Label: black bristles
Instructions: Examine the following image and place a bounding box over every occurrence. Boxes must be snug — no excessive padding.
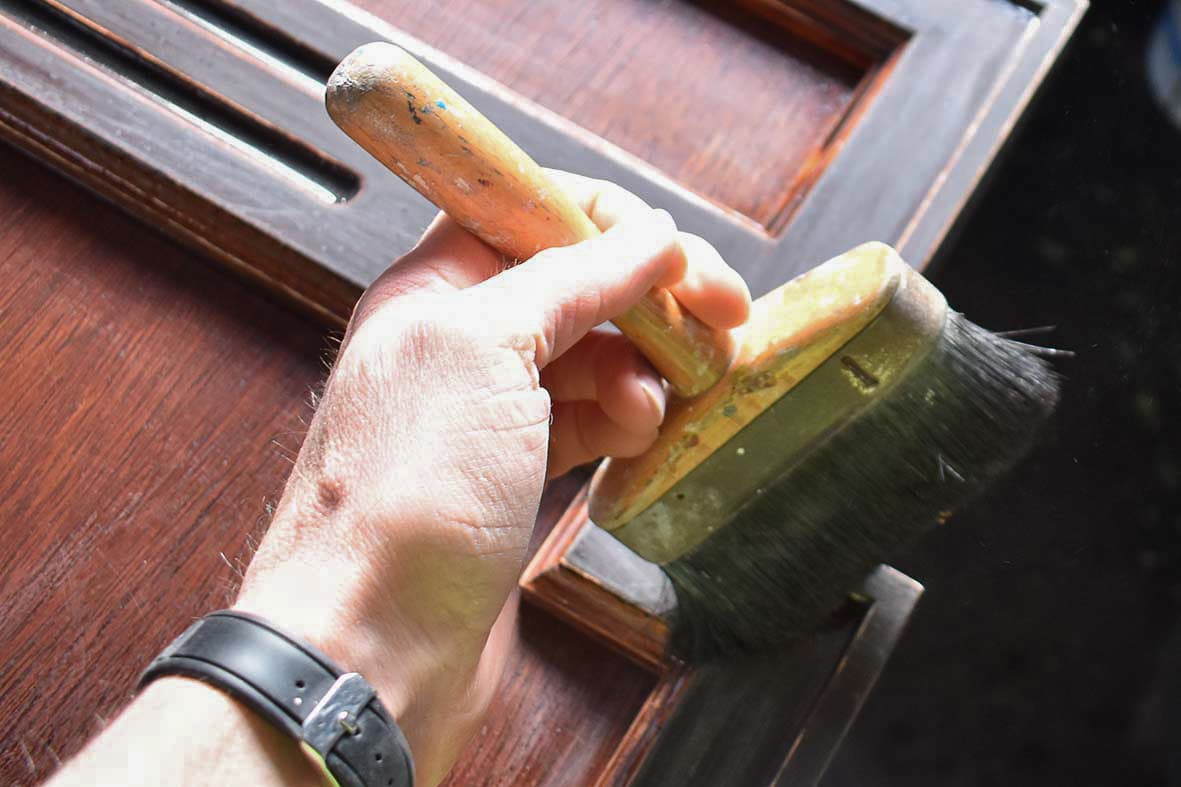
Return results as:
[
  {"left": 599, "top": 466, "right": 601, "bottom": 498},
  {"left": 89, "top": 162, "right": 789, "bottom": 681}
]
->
[{"left": 665, "top": 315, "right": 1061, "bottom": 659}]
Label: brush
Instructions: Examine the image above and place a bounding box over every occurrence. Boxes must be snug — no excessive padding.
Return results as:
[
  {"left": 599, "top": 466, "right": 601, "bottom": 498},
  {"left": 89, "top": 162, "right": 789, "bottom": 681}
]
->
[{"left": 324, "top": 43, "right": 1060, "bottom": 659}]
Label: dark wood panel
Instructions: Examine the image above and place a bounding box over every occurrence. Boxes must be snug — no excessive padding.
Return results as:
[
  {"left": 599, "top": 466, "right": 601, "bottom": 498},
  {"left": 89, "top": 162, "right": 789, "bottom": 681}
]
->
[
  {"left": 0, "top": 0, "right": 1086, "bottom": 320},
  {"left": 442, "top": 604, "right": 656, "bottom": 787},
  {"left": 0, "top": 148, "right": 655, "bottom": 786},
  {"left": 352, "top": 0, "right": 869, "bottom": 229},
  {"left": 0, "top": 0, "right": 1085, "bottom": 783},
  {"left": 0, "top": 145, "right": 328, "bottom": 784},
  {"left": 0, "top": 0, "right": 372, "bottom": 324},
  {"left": 521, "top": 491, "right": 673, "bottom": 672},
  {"left": 441, "top": 470, "right": 659, "bottom": 787}
]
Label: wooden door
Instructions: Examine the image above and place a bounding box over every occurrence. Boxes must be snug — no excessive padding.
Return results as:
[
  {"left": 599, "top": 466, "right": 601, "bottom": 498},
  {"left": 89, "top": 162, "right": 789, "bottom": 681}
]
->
[{"left": 0, "top": 1, "right": 1083, "bottom": 785}]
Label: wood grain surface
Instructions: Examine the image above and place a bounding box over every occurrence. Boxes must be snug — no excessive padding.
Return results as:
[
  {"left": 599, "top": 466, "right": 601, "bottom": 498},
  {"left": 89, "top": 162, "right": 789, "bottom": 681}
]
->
[
  {"left": 0, "top": 0, "right": 1086, "bottom": 315},
  {"left": 521, "top": 491, "right": 673, "bottom": 673},
  {"left": 0, "top": 145, "right": 328, "bottom": 785},
  {"left": 0, "top": 0, "right": 1085, "bottom": 783},
  {"left": 0, "top": 147, "right": 654, "bottom": 786},
  {"left": 350, "top": 0, "right": 865, "bottom": 229},
  {"left": 442, "top": 603, "right": 656, "bottom": 787}
]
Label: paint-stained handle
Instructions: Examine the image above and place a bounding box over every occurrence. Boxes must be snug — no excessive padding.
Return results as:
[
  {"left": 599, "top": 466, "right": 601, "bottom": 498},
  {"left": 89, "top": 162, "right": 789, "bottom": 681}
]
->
[{"left": 325, "top": 42, "right": 733, "bottom": 397}]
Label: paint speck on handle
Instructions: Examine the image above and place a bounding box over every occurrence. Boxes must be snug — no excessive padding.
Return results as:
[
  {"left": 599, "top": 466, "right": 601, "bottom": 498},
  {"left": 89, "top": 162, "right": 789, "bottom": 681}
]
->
[{"left": 436, "top": 100, "right": 447, "bottom": 110}]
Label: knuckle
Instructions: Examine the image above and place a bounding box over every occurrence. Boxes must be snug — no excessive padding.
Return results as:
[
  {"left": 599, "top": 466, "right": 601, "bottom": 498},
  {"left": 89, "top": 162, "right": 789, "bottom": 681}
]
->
[
  {"left": 524, "top": 245, "right": 571, "bottom": 268},
  {"left": 457, "top": 289, "right": 549, "bottom": 370},
  {"left": 335, "top": 301, "right": 440, "bottom": 388}
]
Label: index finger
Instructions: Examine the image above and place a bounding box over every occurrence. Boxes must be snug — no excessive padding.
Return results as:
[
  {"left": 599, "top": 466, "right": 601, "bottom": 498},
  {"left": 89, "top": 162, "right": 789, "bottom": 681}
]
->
[
  {"left": 545, "top": 169, "right": 751, "bottom": 329},
  {"left": 543, "top": 169, "right": 653, "bottom": 232}
]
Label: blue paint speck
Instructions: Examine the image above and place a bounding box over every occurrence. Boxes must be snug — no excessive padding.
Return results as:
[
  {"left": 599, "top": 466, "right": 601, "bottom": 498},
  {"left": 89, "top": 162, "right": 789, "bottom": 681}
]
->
[{"left": 435, "top": 100, "right": 447, "bottom": 110}]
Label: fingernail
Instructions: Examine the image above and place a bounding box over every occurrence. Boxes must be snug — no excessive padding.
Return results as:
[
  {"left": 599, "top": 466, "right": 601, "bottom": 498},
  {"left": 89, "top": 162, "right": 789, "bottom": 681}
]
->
[{"left": 639, "top": 376, "right": 666, "bottom": 422}]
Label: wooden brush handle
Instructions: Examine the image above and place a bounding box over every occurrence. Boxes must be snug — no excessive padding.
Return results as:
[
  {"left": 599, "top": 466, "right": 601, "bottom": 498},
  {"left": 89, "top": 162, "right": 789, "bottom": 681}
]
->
[{"left": 325, "top": 42, "right": 733, "bottom": 397}]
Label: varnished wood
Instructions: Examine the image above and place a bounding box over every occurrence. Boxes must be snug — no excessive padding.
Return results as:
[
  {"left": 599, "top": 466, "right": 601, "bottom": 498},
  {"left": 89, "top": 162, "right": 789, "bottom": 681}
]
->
[
  {"left": 440, "top": 603, "right": 657, "bottom": 787},
  {"left": 339, "top": 0, "right": 1085, "bottom": 278},
  {"left": 0, "top": 149, "right": 657, "bottom": 787},
  {"left": 0, "top": 146, "right": 328, "bottom": 783},
  {"left": 521, "top": 496, "right": 928, "bottom": 786},
  {"left": 520, "top": 491, "right": 672, "bottom": 672},
  {"left": 0, "top": 0, "right": 1083, "bottom": 784},
  {"left": 0, "top": 0, "right": 1086, "bottom": 316},
  {"left": 347, "top": 0, "right": 873, "bottom": 232},
  {"left": 595, "top": 669, "right": 692, "bottom": 787},
  {"left": 325, "top": 42, "right": 734, "bottom": 397},
  {"left": 0, "top": 0, "right": 367, "bottom": 325}
]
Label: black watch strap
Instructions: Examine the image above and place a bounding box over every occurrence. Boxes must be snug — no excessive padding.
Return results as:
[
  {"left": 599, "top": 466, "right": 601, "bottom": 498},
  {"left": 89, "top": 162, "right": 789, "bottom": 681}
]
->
[{"left": 140, "top": 610, "right": 414, "bottom": 787}]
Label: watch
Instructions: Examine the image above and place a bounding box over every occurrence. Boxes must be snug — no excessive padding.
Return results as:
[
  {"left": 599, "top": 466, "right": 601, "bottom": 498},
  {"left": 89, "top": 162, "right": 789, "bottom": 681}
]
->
[{"left": 139, "top": 610, "right": 414, "bottom": 787}]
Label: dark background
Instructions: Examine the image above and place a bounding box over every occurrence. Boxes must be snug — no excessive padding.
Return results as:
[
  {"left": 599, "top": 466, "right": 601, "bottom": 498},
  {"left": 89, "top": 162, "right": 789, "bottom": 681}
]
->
[{"left": 826, "top": 1, "right": 1179, "bottom": 785}]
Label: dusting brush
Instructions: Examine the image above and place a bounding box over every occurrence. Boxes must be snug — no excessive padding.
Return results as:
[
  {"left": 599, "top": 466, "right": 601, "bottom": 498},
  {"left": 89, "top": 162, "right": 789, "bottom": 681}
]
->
[{"left": 325, "top": 43, "right": 1061, "bottom": 659}]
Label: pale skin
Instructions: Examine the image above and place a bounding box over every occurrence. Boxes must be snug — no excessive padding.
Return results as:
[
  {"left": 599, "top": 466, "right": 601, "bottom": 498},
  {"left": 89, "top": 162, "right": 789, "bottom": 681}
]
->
[{"left": 46, "top": 173, "right": 750, "bottom": 787}]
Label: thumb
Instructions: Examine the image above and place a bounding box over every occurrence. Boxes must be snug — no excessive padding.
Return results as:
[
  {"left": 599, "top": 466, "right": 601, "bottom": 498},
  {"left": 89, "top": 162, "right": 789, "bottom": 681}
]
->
[{"left": 463, "top": 209, "right": 686, "bottom": 367}]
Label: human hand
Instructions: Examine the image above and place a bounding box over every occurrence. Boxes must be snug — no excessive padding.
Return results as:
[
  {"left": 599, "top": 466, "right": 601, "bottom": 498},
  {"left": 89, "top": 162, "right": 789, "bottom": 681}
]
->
[{"left": 234, "top": 172, "right": 749, "bottom": 784}]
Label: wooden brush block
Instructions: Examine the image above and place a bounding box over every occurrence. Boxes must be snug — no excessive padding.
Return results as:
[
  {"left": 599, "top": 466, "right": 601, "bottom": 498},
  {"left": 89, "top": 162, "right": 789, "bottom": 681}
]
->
[{"left": 587, "top": 242, "right": 910, "bottom": 548}]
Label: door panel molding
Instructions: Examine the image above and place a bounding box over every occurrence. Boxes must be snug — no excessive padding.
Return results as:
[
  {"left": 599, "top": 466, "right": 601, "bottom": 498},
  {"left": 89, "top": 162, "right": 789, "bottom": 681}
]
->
[{"left": 0, "top": 0, "right": 1085, "bottom": 315}]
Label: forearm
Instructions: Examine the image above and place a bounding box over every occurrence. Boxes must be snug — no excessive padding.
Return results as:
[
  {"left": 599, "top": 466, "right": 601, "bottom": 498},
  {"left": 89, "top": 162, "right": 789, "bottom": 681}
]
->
[
  {"left": 47, "top": 677, "right": 323, "bottom": 787},
  {"left": 42, "top": 492, "right": 499, "bottom": 787}
]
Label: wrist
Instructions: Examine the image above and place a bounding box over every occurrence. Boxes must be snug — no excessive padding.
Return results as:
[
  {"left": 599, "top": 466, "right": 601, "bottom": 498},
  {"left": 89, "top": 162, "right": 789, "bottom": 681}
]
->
[
  {"left": 232, "top": 543, "right": 479, "bottom": 784},
  {"left": 150, "top": 677, "right": 326, "bottom": 786},
  {"left": 237, "top": 474, "right": 520, "bottom": 785},
  {"left": 49, "top": 676, "right": 324, "bottom": 787},
  {"left": 231, "top": 560, "right": 424, "bottom": 722}
]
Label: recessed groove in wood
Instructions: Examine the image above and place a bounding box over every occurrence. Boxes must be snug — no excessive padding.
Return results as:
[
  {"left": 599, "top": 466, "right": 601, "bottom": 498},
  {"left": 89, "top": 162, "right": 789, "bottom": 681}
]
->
[
  {"left": 2, "top": 0, "right": 359, "bottom": 202},
  {"left": 0, "top": 0, "right": 1085, "bottom": 310},
  {"left": 1007, "top": 0, "right": 1045, "bottom": 14},
  {"left": 735, "top": 0, "right": 909, "bottom": 66},
  {"left": 162, "top": 0, "right": 339, "bottom": 86}
]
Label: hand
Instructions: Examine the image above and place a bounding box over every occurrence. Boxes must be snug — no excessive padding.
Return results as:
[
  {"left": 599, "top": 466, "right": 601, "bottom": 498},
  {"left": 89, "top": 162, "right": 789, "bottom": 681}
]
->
[{"left": 234, "top": 172, "right": 749, "bottom": 784}]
